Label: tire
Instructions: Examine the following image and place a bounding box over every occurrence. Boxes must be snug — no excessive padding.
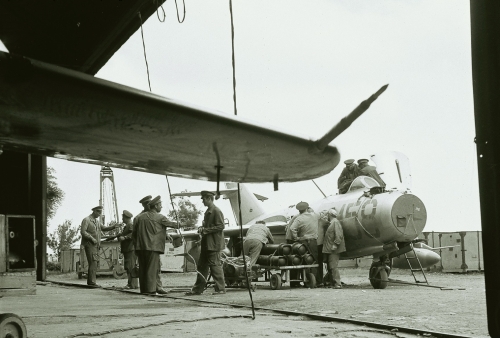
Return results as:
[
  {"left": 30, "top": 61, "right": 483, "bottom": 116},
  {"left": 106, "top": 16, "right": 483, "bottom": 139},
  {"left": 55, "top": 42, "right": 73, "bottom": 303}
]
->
[
  {"left": 369, "top": 266, "right": 389, "bottom": 289},
  {"left": 305, "top": 272, "right": 317, "bottom": 288},
  {"left": 270, "top": 273, "right": 282, "bottom": 290},
  {"left": 0, "top": 313, "right": 27, "bottom": 338},
  {"left": 76, "top": 262, "right": 83, "bottom": 279}
]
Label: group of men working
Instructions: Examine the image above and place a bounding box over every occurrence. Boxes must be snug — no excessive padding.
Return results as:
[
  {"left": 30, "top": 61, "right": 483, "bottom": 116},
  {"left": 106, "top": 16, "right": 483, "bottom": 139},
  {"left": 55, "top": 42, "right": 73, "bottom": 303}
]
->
[
  {"left": 80, "top": 190, "right": 227, "bottom": 296},
  {"left": 337, "top": 158, "right": 385, "bottom": 194},
  {"left": 282, "top": 201, "right": 345, "bottom": 288},
  {"left": 239, "top": 201, "right": 346, "bottom": 289}
]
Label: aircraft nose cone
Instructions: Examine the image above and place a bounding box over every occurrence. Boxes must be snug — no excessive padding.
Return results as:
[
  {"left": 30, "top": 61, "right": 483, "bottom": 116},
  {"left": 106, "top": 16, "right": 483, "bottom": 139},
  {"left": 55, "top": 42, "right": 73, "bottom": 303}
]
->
[{"left": 391, "top": 194, "right": 427, "bottom": 241}]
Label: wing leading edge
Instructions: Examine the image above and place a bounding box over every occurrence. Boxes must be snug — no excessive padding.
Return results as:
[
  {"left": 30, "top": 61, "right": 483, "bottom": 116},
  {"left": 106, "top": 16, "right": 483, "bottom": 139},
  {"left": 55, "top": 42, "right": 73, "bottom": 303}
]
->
[{"left": 0, "top": 52, "right": 340, "bottom": 183}]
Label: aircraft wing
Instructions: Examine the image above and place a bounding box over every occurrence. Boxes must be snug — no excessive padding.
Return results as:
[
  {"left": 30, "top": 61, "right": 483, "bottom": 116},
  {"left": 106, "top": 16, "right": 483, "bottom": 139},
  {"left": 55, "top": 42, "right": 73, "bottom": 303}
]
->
[
  {"left": 172, "top": 190, "right": 268, "bottom": 201},
  {"left": 0, "top": 52, "right": 340, "bottom": 183}
]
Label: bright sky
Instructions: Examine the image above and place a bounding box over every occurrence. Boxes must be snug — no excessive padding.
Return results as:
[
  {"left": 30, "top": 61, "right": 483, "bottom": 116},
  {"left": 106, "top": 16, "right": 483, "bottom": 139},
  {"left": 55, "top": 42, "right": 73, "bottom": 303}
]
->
[{"left": 43, "top": 0, "right": 478, "bottom": 235}]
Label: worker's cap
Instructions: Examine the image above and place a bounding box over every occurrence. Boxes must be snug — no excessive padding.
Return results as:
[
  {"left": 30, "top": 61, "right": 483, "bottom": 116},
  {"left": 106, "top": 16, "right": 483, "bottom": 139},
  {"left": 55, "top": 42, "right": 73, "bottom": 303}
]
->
[
  {"left": 357, "top": 159, "right": 369, "bottom": 164},
  {"left": 139, "top": 195, "right": 152, "bottom": 204},
  {"left": 296, "top": 201, "right": 309, "bottom": 211},
  {"left": 344, "top": 159, "right": 355, "bottom": 165},
  {"left": 92, "top": 206, "right": 103, "bottom": 211},
  {"left": 327, "top": 208, "right": 338, "bottom": 217},
  {"left": 148, "top": 195, "right": 162, "bottom": 206},
  {"left": 122, "top": 210, "right": 133, "bottom": 218},
  {"left": 200, "top": 190, "right": 215, "bottom": 198}
]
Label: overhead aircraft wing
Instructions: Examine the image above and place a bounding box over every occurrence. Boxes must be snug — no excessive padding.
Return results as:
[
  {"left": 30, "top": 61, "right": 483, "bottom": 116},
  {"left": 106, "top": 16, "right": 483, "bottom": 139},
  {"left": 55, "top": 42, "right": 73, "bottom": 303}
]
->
[{"left": 0, "top": 52, "right": 340, "bottom": 183}]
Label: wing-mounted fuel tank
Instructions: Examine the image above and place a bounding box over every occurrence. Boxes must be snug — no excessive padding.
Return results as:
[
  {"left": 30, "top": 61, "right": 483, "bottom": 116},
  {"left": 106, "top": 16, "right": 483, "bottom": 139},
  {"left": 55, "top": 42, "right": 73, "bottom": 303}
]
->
[{"left": 315, "top": 175, "right": 427, "bottom": 259}]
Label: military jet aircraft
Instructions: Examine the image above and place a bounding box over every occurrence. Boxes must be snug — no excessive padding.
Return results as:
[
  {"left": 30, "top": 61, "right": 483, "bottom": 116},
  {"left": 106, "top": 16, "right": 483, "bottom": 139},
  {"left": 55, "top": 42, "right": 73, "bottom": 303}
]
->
[{"left": 173, "top": 152, "right": 435, "bottom": 289}]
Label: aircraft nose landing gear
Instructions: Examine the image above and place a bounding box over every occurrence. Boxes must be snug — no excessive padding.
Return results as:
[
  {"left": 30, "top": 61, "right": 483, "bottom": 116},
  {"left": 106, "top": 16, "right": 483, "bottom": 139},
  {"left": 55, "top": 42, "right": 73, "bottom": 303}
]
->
[
  {"left": 0, "top": 313, "right": 27, "bottom": 338},
  {"left": 369, "top": 255, "right": 391, "bottom": 289}
]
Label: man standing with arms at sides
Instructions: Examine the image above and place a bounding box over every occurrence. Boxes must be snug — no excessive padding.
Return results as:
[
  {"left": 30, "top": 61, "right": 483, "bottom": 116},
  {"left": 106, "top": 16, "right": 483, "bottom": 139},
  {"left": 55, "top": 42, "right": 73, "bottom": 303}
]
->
[
  {"left": 186, "top": 191, "right": 226, "bottom": 296},
  {"left": 132, "top": 196, "right": 177, "bottom": 294},
  {"left": 115, "top": 210, "right": 138, "bottom": 289},
  {"left": 243, "top": 220, "right": 274, "bottom": 269},
  {"left": 135, "top": 195, "right": 168, "bottom": 294},
  {"left": 316, "top": 210, "right": 331, "bottom": 287},
  {"left": 80, "top": 206, "right": 117, "bottom": 287},
  {"left": 337, "top": 159, "right": 361, "bottom": 194},
  {"left": 357, "top": 159, "right": 386, "bottom": 188},
  {"left": 322, "top": 208, "right": 346, "bottom": 289}
]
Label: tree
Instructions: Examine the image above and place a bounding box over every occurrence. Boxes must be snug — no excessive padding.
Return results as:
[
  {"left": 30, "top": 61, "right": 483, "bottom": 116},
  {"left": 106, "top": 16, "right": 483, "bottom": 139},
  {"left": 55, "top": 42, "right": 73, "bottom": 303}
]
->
[
  {"left": 47, "top": 166, "right": 65, "bottom": 221},
  {"left": 47, "top": 220, "right": 81, "bottom": 261},
  {"left": 168, "top": 195, "right": 203, "bottom": 231}
]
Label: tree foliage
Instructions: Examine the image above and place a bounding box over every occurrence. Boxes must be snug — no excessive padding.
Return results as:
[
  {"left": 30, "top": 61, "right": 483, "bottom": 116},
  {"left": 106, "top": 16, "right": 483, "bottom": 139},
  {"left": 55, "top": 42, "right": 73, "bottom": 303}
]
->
[
  {"left": 168, "top": 195, "right": 203, "bottom": 231},
  {"left": 47, "top": 166, "right": 65, "bottom": 221},
  {"left": 47, "top": 220, "right": 81, "bottom": 261}
]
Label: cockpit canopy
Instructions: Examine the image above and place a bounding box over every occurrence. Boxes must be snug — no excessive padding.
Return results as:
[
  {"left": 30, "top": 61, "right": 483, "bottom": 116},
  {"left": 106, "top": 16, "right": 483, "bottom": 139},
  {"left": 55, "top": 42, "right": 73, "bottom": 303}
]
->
[{"left": 347, "top": 176, "right": 380, "bottom": 193}]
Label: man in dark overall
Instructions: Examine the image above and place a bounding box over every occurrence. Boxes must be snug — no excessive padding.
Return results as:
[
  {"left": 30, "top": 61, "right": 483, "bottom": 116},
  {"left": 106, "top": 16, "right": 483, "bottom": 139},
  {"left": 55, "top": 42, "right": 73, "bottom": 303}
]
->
[
  {"left": 185, "top": 191, "right": 226, "bottom": 295},
  {"left": 116, "top": 210, "right": 138, "bottom": 289},
  {"left": 80, "top": 206, "right": 117, "bottom": 286},
  {"left": 132, "top": 196, "right": 177, "bottom": 294},
  {"left": 337, "top": 159, "right": 361, "bottom": 194},
  {"left": 357, "top": 158, "right": 386, "bottom": 187}
]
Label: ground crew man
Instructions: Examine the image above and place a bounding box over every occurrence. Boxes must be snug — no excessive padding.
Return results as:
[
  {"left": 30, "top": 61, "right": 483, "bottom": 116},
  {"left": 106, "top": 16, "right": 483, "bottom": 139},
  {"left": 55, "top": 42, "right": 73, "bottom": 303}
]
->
[
  {"left": 243, "top": 220, "right": 274, "bottom": 269},
  {"left": 288, "top": 202, "right": 319, "bottom": 286},
  {"left": 135, "top": 195, "right": 169, "bottom": 294},
  {"left": 80, "top": 206, "right": 117, "bottom": 286},
  {"left": 322, "top": 208, "right": 346, "bottom": 289},
  {"left": 186, "top": 191, "right": 226, "bottom": 296},
  {"left": 132, "top": 195, "right": 177, "bottom": 294},
  {"left": 116, "top": 210, "right": 138, "bottom": 289},
  {"left": 317, "top": 210, "right": 331, "bottom": 286},
  {"left": 337, "top": 159, "right": 361, "bottom": 194},
  {"left": 357, "top": 159, "right": 386, "bottom": 187}
]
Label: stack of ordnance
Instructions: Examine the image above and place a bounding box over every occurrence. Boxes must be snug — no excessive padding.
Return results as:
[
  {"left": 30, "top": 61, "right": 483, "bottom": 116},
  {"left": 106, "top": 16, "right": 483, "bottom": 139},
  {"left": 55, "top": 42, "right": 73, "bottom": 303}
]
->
[{"left": 256, "top": 243, "right": 315, "bottom": 267}]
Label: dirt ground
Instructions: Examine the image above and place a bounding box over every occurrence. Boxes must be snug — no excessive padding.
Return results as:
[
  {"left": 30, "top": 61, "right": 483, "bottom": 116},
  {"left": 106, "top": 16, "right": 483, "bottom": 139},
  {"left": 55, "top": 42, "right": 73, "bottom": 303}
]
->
[{"left": 43, "top": 267, "right": 489, "bottom": 337}]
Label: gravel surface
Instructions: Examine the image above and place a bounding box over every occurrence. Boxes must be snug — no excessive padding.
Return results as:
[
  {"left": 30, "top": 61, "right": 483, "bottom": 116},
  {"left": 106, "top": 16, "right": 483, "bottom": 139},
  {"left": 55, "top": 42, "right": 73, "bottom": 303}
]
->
[{"left": 46, "top": 268, "right": 489, "bottom": 337}]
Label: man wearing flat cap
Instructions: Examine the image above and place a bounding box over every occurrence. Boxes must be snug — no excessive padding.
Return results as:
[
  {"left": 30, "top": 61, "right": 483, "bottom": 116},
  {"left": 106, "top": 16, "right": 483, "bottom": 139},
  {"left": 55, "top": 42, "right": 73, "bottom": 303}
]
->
[
  {"left": 132, "top": 195, "right": 178, "bottom": 294},
  {"left": 322, "top": 208, "right": 346, "bottom": 289},
  {"left": 357, "top": 159, "right": 386, "bottom": 187},
  {"left": 115, "top": 210, "right": 138, "bottom": 289},
  {"left": 186, "top": 190, "right": 226, "bottom": 295},
  {"left": 286, "top": 201, "right": 319, "bottom": 286},
  {"left": 80, "top": 205, "right": 117, "bottom": 286},
  {"left": 134, "top": 194, "right": 168, "bottom": 294},
  {"left": 337, "top": 159, "right": 361, "bottom": 194}
]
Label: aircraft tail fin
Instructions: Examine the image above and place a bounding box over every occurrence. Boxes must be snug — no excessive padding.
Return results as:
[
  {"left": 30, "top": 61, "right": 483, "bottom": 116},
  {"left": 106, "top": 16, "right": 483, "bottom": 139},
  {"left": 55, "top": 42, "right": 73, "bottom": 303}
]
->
[{"left": 223, "top": 183, "right": 267, "bottom": 225}]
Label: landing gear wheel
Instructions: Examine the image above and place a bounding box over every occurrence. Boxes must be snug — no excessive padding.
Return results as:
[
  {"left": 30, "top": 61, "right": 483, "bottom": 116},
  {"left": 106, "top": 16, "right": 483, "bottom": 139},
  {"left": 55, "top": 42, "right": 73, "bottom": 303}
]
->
[
  {"left": 369, "top": 265, "right": 389, "bottom": 289},
  {"left": 0, "top": 313, "right": 27, "bottom": 338},
  {"left": 270, "top": 274, "right": 282, "bottom": 290},
  {"left": 112, "top": 266, "right": 127, "bottom": 279},
  {"left": 305, "top": 273, "right": 317, "bottom": 288},
  {"left": 76, "top": 262, "right": 83, "bottom": 279}
]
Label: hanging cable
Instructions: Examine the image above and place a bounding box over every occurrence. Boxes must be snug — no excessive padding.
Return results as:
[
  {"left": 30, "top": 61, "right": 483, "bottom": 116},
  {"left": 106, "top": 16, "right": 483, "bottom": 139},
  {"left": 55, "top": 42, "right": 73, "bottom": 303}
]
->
[
  {"left": 155, "top": 0, "right": 166, "bottom": 22},
  {"left": 138, "top": 12, "right": 152, "bottom": 92},
  {"left": 229, "top": 0, "right": 255, "bottom": 319},
  {"left": 175, "top": 0, "right": 186, "bottom": 23},
  {"left": 165, "top": 175, "right": 207, "bottom": 284}
]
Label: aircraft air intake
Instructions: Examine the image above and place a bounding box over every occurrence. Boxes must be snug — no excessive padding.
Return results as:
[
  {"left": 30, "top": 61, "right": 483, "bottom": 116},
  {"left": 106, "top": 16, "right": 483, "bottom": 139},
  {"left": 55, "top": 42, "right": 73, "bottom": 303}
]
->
[{"left": 390, "top": 194, "right": 427, "bottom": 242}]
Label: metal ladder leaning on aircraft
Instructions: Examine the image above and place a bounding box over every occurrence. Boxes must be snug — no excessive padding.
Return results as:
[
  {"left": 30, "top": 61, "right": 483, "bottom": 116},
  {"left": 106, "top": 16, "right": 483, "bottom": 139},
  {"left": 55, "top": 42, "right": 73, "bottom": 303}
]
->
[{"left": 404, "top": 243, "right": 429, "bottom": 285}]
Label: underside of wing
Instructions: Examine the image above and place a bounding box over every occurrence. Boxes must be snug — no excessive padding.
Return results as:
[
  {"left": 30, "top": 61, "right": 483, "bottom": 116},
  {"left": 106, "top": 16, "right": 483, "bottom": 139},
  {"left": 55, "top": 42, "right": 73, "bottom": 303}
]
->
[{"left": 0, "top": 52, "right": 340, "bottom": 183}]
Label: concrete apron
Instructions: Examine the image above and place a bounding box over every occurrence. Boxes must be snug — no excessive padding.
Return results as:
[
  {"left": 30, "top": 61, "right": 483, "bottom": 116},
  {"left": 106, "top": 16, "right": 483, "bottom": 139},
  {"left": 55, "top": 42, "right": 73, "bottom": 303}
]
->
[{"left": 2, "top": 283, "right": 444, "bottom": 338}]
